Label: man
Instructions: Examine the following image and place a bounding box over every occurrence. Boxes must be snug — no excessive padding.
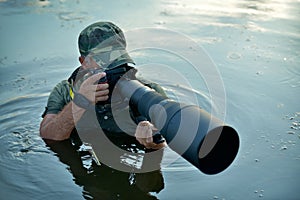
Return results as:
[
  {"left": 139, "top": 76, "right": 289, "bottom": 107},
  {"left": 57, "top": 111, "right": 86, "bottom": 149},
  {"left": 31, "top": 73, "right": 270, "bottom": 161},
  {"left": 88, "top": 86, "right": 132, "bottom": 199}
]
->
[
  {"left": 40, "top": 21, "right": 167, "bottom": 199},
  {"left": 40, "top": 21, "right": 166, "bottom": 149}
]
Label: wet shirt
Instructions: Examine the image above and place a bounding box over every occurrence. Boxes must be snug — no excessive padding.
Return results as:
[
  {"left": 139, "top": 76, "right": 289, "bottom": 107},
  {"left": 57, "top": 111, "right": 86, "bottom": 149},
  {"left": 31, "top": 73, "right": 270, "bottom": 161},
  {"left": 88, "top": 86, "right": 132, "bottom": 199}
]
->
[{"left": 42, "top": 80, "right": 72, "bottom": 116}]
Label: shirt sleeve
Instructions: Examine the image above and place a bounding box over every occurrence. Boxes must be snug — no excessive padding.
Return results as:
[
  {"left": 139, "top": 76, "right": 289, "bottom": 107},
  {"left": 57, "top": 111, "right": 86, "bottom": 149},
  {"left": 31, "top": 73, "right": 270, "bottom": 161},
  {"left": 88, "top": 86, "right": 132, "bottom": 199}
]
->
[{"left": 42, "top": 80, "right": 71, "bottom": 117}]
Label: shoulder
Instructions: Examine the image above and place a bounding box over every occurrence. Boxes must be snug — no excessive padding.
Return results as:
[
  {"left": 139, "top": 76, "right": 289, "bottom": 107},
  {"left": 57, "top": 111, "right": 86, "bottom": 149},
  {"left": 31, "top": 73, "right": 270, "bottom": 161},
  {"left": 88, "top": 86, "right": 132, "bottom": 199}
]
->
[
  {"left": 50, "top": 80, "right": 71, "bottom": 99},
  {"left": 45, "top": 80, "right": 72, "bottom": 115},
  {"left": 53, "top": 80, "right": 71, "bottom": 92}
]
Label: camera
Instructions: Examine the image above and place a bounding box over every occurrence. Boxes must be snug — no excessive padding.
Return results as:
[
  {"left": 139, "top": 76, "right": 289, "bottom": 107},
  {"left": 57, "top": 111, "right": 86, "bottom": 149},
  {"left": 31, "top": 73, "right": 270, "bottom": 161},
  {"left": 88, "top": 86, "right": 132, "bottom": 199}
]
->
[{"left": 97, "top": 64, "right": 135, "bottom": 105}]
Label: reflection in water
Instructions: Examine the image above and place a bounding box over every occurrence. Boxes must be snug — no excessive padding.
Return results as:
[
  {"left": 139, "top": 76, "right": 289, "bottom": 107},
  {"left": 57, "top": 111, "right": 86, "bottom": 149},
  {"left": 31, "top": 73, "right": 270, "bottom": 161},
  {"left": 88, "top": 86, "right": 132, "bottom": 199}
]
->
[{"left": 44, "top": 136, "right": 165, "bottom": 200}]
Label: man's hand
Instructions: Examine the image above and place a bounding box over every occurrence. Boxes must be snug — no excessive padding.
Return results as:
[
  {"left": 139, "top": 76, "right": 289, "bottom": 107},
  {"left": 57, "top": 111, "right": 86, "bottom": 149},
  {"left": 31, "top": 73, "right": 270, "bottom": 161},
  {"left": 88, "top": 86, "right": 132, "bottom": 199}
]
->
[
  {"left": 78, "top": 72, "right": 109, "bottom": 104},
  {"left": 135, "top": 121, "right": 167, "bottom": 150}
]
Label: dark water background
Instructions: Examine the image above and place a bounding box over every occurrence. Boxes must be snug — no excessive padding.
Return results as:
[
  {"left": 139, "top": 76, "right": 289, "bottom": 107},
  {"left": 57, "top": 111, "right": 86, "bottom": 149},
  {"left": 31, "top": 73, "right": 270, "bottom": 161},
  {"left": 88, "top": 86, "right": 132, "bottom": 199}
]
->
[{"left": 0, "top": 0, "right": 299, "bottom": 199}]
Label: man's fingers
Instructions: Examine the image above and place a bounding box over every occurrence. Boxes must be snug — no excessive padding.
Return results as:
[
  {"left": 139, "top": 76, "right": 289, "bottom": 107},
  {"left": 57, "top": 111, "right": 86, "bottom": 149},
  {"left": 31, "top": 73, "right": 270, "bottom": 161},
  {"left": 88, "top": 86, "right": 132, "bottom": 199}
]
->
[
  {"left": 136, "top": 138, "right": 152, "bottom": 148},
  {"left": 151, "top": 142, "right": 167, "bottom": 150},
  {"left": 95, "top": 89, "right": 109, "bottom": 97},
  {"left": 144, "top": 142, "right": 161, "bottom": 149},
  {"left": 96, "top": 83, "right": 109, "bottom": 91},
  {"left": 135, "top": 121, "right": 153, "bottom": 138},
  {"left": 85, "top": 72, "right": 106, "bottom": 85},
  {"left": 151, "top": 126, "right": 158, "bottom": 132},
  {"left": 135, "top": 120, "right": 166, "bottom": 149},
  {"left": 95, "top": 95, "right": 109, "bottom": 102},
  {"left": 136, "top": 136, "right": 166, "bottom": 149},
  {"left": 146, "top": 136, "right": 153, "bottom": 143}
]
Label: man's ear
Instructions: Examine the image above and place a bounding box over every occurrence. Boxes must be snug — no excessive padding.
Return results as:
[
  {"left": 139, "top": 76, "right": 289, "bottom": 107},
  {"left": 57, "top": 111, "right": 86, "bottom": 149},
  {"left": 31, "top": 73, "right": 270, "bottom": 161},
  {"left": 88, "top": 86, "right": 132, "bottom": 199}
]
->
[{"left": 79, "top": 56, "right": 85, "bottom": 64}]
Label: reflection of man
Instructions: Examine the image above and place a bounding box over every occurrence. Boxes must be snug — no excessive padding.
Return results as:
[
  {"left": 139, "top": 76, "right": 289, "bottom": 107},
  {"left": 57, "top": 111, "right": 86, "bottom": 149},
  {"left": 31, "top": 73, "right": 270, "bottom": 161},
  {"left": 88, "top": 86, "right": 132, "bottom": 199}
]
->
[{"left": 39, "top": 21, "right": 167, "bottom": 198}]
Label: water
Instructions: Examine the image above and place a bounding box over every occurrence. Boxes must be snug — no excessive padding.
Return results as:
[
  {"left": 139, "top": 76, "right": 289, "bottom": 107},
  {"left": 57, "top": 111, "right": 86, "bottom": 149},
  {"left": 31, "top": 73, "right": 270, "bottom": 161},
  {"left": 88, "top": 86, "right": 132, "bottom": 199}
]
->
[{"left": 0, "top": 0, "right": 299, "bottom": 199}]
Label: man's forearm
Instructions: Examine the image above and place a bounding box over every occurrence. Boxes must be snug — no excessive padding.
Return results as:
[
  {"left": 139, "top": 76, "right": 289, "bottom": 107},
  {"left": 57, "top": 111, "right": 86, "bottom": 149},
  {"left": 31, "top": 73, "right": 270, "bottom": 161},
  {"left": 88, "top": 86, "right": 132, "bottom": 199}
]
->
[{"left": 40, "top": 102, "right": 86, "bottom": 140}]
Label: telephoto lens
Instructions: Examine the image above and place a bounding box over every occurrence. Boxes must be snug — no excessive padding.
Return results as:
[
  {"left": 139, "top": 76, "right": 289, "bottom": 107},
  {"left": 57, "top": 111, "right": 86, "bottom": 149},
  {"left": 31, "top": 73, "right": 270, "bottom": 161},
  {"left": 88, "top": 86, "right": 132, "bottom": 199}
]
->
[{"left": 116, "top": 77, "right": 240, "bottom": 175}]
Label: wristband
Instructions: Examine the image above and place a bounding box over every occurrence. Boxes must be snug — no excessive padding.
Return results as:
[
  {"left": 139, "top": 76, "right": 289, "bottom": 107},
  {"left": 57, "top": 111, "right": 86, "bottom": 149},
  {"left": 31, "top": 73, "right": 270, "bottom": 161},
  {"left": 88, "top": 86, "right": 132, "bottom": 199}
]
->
[{"left": 73, "top": 92, "right": 94, "bottom": 110}]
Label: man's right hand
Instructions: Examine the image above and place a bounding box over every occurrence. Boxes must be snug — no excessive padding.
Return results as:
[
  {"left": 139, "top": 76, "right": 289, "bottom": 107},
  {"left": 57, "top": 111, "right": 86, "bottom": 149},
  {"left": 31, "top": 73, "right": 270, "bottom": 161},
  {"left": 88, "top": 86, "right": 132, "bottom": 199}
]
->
[{"left": 78, "top": 72, "right": 109, "bottom": 104}]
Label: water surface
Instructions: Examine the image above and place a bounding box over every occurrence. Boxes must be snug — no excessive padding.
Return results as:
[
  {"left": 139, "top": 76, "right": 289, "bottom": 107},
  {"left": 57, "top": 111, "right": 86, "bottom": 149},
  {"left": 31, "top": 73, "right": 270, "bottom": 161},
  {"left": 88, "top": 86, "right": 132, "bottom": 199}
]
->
[{"left": 0, "top": 0, "right": 299, "bottom": 199}]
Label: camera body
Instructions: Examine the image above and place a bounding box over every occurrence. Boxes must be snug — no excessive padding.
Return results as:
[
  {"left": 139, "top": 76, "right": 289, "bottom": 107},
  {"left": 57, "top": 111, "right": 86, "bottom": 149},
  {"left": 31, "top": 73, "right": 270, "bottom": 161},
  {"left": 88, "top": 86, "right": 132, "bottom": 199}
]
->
[{"left": 97, "top": 65, "right": 134, "bottom": 105}]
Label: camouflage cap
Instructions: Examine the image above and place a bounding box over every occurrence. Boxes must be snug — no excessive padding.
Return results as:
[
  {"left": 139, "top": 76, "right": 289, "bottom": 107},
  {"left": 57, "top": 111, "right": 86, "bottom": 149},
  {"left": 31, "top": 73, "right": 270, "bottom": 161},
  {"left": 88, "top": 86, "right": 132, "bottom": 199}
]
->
[{"left": 78, "top": 21, "right": 134, "bottom": 69}]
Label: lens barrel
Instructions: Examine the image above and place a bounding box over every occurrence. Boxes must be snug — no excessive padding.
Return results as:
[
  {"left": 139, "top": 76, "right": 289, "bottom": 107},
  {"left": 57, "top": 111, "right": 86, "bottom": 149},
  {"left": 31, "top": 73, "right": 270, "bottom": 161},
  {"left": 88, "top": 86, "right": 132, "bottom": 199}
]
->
[{"left": 117, "top": 78, "right": 239, "bottom": 174}]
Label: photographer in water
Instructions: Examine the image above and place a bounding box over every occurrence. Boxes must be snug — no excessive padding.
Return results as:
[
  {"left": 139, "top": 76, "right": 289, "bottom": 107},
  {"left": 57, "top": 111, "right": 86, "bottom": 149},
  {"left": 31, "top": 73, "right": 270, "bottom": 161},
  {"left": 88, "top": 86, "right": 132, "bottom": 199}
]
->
[
  {"left": 40, "top": 21, "right": 166, "bottom": 199},
  {"left": 40, "top": 21, "right": 166, "bottom": 149}
]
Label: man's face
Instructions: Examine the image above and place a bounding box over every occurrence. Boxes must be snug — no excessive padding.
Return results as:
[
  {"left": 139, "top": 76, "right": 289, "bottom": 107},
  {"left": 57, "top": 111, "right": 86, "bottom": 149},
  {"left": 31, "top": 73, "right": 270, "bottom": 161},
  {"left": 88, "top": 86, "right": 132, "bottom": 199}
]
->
[{"left": 82, "top": 56, "right": 102, "bottom": 70}]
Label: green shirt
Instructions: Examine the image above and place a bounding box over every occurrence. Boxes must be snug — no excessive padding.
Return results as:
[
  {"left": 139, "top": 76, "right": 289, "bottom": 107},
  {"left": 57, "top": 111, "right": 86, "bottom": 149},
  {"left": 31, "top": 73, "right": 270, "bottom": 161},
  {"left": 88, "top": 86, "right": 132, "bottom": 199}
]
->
[
  {"left": 44, "top": 80, "right": 72, "bottom": 115},
  {"left": 42, "top": 76, "right": 167, "bottom": 146}
]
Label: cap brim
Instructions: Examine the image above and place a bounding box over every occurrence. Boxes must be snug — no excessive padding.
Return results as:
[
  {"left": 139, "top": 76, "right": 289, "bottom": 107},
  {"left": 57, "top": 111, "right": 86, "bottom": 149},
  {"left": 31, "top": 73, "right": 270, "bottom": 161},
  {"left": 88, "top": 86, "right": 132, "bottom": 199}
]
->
[{"left": 90, "top": 48, "right": 135, "bottom": 70}]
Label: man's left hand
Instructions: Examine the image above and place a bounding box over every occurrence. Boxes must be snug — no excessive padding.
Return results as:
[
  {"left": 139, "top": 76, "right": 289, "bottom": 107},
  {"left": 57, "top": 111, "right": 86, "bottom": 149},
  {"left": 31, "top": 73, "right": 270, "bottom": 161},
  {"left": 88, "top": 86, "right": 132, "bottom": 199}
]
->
[{"left": 135, "top": 121, "right": 167, "bottom": 150}]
